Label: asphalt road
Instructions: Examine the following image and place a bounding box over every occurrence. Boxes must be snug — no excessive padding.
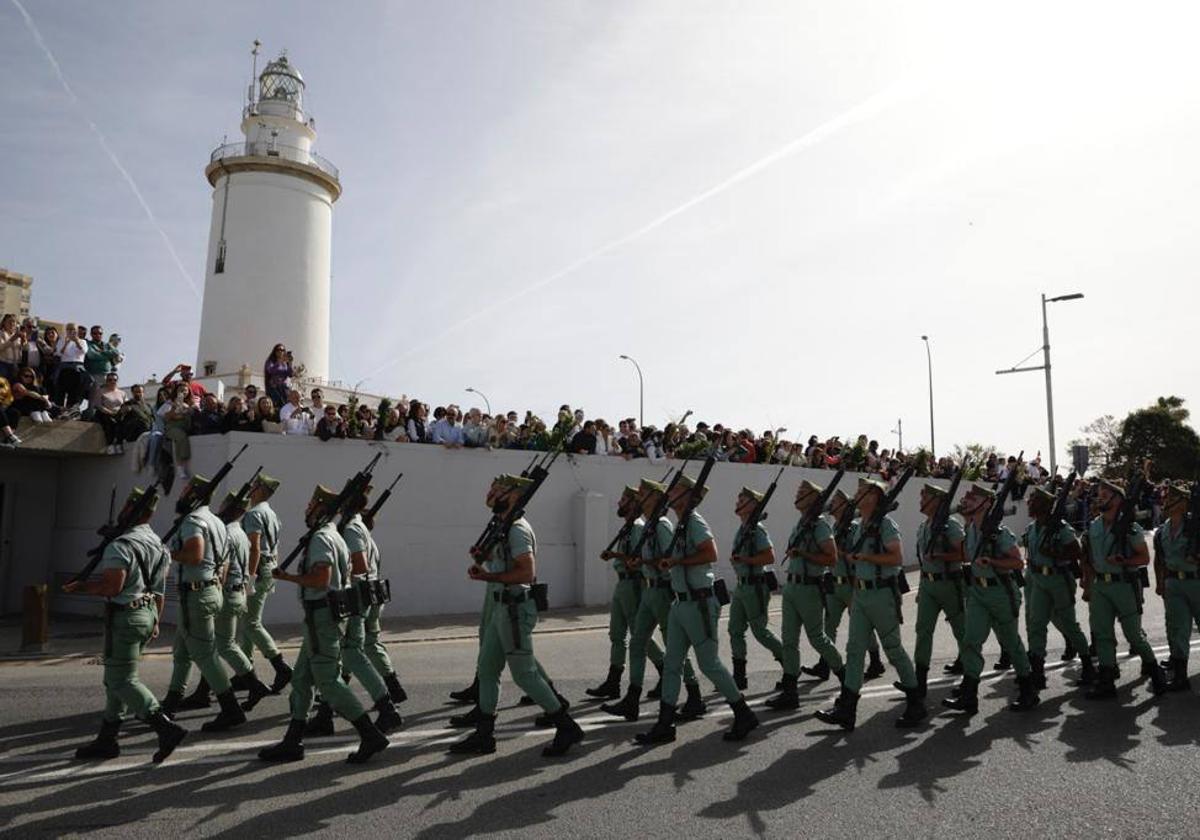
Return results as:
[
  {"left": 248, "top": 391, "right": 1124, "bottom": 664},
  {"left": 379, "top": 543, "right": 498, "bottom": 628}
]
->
[{"left": 0, "top": 595, "right": 1197, "bottom": 840}]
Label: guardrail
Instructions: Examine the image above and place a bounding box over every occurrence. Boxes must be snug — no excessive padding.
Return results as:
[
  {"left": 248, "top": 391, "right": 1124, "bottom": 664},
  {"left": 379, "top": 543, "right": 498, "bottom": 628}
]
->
[{"left": 209, "top": 141, "right": 339, "bottom": 181}]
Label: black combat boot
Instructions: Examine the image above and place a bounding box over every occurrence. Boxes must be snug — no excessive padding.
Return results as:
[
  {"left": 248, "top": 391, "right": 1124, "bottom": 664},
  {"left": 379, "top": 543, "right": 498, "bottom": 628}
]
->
[
  {"left": 675, "top": 682, "right": 707, "bottom": 722},
  {"left": 732, "top": 658, "right": 748, "bottom": 691},
  {"left": 1061, "top": 640, "right": 1077, "bottom": 662},
  {"left": 600, "top": 684, "right": 642, "bottom": 721},
  {"left": 1166, "top": 658, "right": 1191, "bottom": 692},
  {"left": 75, "top": 719, "right": 121, "bottom": 760},
  {"left": 1008, "top": 674, "right": 1040, "bottom": 711},
  {"left": 347, "top": 714, "right": 389, "bottom": 764},
  {"left": 450, "top": 704, "right": 482, "bottom": 729},
  {"left": 634, "top": 702, "right": 676, "bottom": 745},
  {"left": 178, "top": 678, "right": 212, "bottom": 711},
  {"left": 258, "top": 719, "right": 305, "bottom": 763},
  {"left": 764, "top": 673, "right": 799, "bottom": 711},
  {"left": 146, "top": 710, "right": 187, "bottom": 764},
  {"left": 268, "top": 654, "right": 293, "bottom": 694},
  {"left": 801, "top": 657, "right": 830, "bottom": 682},
  {"left": 895, "top": 686, "right": 928, "bottom": 729},
  {"left": 1148, "top": 661, "right": 1170, "bottom": 695},
  {"left": 542, "top": 708, "right": 584, "bottom": 757},
  {"left": 993, "top": 649, "right": 1012, "bottom": 671},
  {"left": 448, "top": 713, "right": 496, "bottom": 755},
  {"left": 201, "top": 689, "right": 247, "bottom": 733},
  {"left": 304, "top": 699, "right": 336, "bottom": 736},
  {"left": 239, "top": 671, "right": 273, "bottom": 712},
  {"left": 814, "top": 687, "right": 859, "bottom": 731},
  {"left": 1076, "top": 654, "right": 1097, "bottom": 686},
  {"left": 1029, "top": 653, "right": 1047, "bottom": 691},
  {"left": 1084, "top": 665, "right": 1118, "bottom": 699},
  {"left": 941, "top": 675, "right": 979, "bottom": 714},
  {"left": 159, "top": 689, "right": 184, "bottom": 718},
  {"left": 895, "top": 666, "right": 929, "bottom": 700},
  {"left": 374, "top": 696, "right": 403, "bottom": 733},
  {"left": 943, "top": 656, "right": 964, "bottom": 675},
  {"left": 449, "top": 674, "right": 479, "bottom": 705},
  {"left": 586, "top": 665, "right": 624, "bottom": 699},
  {"left": 384, "top": 671, "right": 408, "bottom": 704},
  {"left": 229, "top": 672, "right": 251, "bottom": 692},
  {"left": 724, "top": 698, "right": 759, "bottom": 741},
  {"left": 864, "top": 649, "right": 886, "bottom": 681},
  {"left": 535, "top": 691, "right": 572, "bottom": 728}
]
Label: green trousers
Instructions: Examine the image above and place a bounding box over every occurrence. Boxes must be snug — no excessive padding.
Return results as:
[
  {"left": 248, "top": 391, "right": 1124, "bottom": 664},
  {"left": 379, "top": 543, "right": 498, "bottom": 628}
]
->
[
  {"left": 343, "top": 613, "right": 388, "bottom": 703},
  {"left": 913, "top": 577, "right": 966, "bottom": 668},
  {"left": 961, "top": 580, "right": 1030, "bottom": 680},
  {"left": 1025, "top": 570, "right": 1089, "bottom": 659},
  {"left": 1089, "top": 579, "right": 1157, "bottom": 669},
  {"left": 728, "top": 582, "right": 784, "bottom": 661},
  {"left": 214, "top": 589, "right": 255, "bottom": 676},
  {"left": 607, "top": 579, "right": 643, "bottom": 667},
  {"left": 169, "top": 585, "right": 232, "bottom": 694},
  {"left": 661, "top": 597, "right": 740, "bottom": 706},
  {"left": 290, "top": 603, "right": 366, "bottom": 722},
  {"left": 1165, "top": 577, "right": 1200, "bottom": 661},
  {"left": 626, "top": 586, "right": 679, "bottom": 688},
  {"left": 239, "top": 567, "right": 280, "bottom": 661},
  {"left": 362, "top": 602, "right": 396, "bottom": 678},
  {"left": 826, "top": 582, "right": 879, "bottom": 656},
  {"left": 845, "top": 587, "right": 916, "bottom": 692},
  {"left": 102, "top": 604, "right": 160, "bottom": 722},
  {"left": 780, "top": 582, "right": 844, "bottom": 678},
  {"left": 477, "top": 596, "right": 562, "bottom": 716}
]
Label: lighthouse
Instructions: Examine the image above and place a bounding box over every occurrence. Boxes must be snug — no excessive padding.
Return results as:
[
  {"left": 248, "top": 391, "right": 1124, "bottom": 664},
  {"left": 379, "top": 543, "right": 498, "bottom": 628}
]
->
[{"left": 195, "top": 49, "right": 340, "bottom": 387}]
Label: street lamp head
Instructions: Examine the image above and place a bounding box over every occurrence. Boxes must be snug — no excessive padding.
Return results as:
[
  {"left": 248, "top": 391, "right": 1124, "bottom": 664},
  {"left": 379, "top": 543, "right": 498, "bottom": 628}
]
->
[
  {"left": 921, "top": 335, "right": 929, "bottom": 341},
  {"left": 1049, "top": 293, "right": 1084, "bottom": 303},
  {"left": 465, "top": 387, "right": 475, "bottom": 393},
  {"left": 619, "top": 354, "right": 630, "bottom": 360}
]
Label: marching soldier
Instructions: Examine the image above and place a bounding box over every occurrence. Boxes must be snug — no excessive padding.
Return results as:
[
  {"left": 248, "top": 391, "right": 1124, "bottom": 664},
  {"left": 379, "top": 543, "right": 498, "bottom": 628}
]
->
[
  {"left": 1081, "top": 479, "right": 1168, "bottom": 698},
  {"left": 239, "top": 474, "right": 293, "bottom": 694},
  {"left": 727, "top": 486, "right": 785, "bottom": 691},
  {"left": 941, "top": 484, "right": 1039, "bottom": 714},
  {"left": 910, "top": 483, "right": 967, "bottom": 698},
  {"left": 767, "top": 480, "right": 846, "bottom": 711},
  {"left": 1155, "top": 482, "right": 1200, "bottom": 691},
  {"left": 450, "top": 474, "right": 584, "bottom": 757},
  {"left": 588, "top": 486, "right": 647, "bottom": 700},
  {"left": 1022, "top": 487, "right": 1095, "bottom": 688},
  {"left": 635, "top": 474, "right": 758, "bottom": 745},
  {"left": 809, "top": 489, "right": 886, "bottom": 683},
  {"left": 159, "top": 476, "right": 247, "bottom": 733},
  {"left": 601, "top": 479, "right": 700, "bottom": 722},
  {"left": 816, "top": 479, "right": 925, "bottom": 730},
  {"left": 64, "top": 488, "right": 187, "bottom": 763},
  {"left": 213, "top": 492, "right": 274, "bottom": 711},
  {"left": 260, "top": 485, "right": 390, "bottom": 764}
]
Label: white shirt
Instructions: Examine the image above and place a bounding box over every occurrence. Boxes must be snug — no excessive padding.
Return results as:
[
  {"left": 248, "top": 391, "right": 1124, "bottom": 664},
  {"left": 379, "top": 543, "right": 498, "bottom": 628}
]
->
[
  {"left": 283, "top": 411, "right": 314, "bottom": 435},
  {"left": 279, "top": 402, "right": 299, "bottom": 423},
  {"left": 59, "top": 337, "right": 87, "bottom": 364}
]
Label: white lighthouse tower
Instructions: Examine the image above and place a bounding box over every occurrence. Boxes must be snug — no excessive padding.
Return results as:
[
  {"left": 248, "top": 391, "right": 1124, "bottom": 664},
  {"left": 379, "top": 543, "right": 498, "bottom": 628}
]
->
[{"left": 195, "top": 48, "right": 340, "bottom": 387}]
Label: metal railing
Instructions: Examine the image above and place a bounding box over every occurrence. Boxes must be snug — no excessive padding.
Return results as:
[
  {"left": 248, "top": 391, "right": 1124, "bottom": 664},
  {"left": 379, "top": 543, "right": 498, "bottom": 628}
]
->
[{"left": 209, "top": 141, "right": 339, "bottom": 181}]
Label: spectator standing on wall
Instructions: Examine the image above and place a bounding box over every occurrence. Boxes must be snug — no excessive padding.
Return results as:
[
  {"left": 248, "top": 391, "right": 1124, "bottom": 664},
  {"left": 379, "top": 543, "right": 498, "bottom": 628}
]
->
[
  {"left": 56, "top": 323, "right": 89, "bottom": 408},
  {"left": 263, "top": 344, "right": 294, "bottom": 408},
  {"left": 33, "top": 325, "right": 60, "bottom": 403},
  {"left": 84, "top": 325, "right": 121, "bottom": 389}
]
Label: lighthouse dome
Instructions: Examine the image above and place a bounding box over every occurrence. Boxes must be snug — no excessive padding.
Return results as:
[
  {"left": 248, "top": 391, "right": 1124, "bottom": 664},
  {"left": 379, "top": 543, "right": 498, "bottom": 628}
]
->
[{"left": 257, "top": 53, "right": 305, "bottom": 119}]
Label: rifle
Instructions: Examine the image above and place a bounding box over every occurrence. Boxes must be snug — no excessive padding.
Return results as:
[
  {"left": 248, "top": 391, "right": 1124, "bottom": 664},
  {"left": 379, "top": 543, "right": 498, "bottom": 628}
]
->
[
  {"left": 471, "top": 453, "right": 545, "bottom": 557},
  {"left": 360, "top": 472, "right": 404, "bottom": 530},
  {"left": 602, "top": 467, "right": 674, "bottom": 559},
  {"left": 223, "top": 466, "right": 264, "bottom": 518},
  {"left": 471, "top": 446, "right": 564, "bottom": 561},
  {"left": 1038, "top": 471, "right": 1078, "bottom": 574},
  {"left": 970, "top": 451, "right": 1024, "bottom": 616},
  {"left": 732, "top": 466, "right": 787, "bottom": 558},
  {"left": 279, "top": 452, "right": 384, "bottom": 572},
  {"left": 161, "top": 443, "right": 249, "bottom": 544},
  {"left": 628, "top": 463, "right": 689, "bottom": 561},
  {"left": 922, "top": 460, "right": 967, "bottom": 568},
  {"left": 67, "top": 483, "right": 162, "bottom": 585},
  {"left": 785, "top": 468, "right": 846, "bottom": 555},
  {"left": 850, "top": 466, "right": 915, "bottom": 554}
]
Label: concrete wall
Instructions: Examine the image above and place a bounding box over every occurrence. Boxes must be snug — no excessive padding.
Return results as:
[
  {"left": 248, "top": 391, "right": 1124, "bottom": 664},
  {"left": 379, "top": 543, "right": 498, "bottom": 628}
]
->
[{"left": 31, "top": 432, "right": 1032, "bottom": 625}]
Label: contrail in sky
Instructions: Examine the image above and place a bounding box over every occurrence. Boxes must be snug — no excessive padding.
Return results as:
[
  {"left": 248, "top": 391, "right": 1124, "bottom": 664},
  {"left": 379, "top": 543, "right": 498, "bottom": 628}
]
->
[
  {"left": 366, "top": 77, "right": 922, "bottom": 381},
  {"left": 12, "top": 0, "right": 201, "bottom": 299}
]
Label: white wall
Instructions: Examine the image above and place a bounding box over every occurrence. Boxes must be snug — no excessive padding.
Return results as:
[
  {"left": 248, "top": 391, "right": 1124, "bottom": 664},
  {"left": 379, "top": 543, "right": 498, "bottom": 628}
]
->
[{"left": 45, "top": 433, "right": 1032, "bottom": 626}]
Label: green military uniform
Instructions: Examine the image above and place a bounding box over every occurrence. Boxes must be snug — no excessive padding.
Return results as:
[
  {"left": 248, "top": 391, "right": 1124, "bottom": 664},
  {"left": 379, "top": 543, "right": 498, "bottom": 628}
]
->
[
  {"left": 913, "top": 511, "right": 967, "bottom": 671},
  {"left": 607, "top": 516, "right": 647, "bottom": 670},
  {"left": 1157, "top": 504, "right": 1200, "bottom": 684},
  {"left": 959, "top": 519, "right": 1031, "bottom": 681},
  {"left": 239, "top": 498, "right": 282, "bottom": 662},
  {"left": 214, "top": 517, "right": 257, "bottom": 678},
  {"left": 728, "top": 518, "right": 784, "bottom": 665},
  {"left": 824, "top": 511, "right": 881, "bottom": 660},
  {"left": 1085, "top": 515, "right": 1160, "bottom": 677},
  {"left": 780, "top": 513, "right": 844, "bottom": 680},
  {"left": 98, "top": 523, "right": 169, "bottom": 723},
  {"left": 1023, "top": 513, "right": 1090, "bottom": 671},
  {"left": 168, "top": 503, "right": 234, "bottom": 697},
  {"left": 341, "top": 513, "right": 390, "bottom": 705}
]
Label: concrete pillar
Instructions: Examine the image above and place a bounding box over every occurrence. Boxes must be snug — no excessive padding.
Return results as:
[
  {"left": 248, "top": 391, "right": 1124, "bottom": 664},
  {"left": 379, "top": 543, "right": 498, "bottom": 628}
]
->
[{"left": 572, "top": 490, "right": 610, "bottom": 607}]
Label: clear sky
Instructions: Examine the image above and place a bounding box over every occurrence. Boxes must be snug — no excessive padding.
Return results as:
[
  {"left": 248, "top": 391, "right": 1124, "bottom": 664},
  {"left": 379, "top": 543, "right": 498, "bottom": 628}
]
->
[{"left": 2, "top": 1, "right": 1197, "bottom": 465}]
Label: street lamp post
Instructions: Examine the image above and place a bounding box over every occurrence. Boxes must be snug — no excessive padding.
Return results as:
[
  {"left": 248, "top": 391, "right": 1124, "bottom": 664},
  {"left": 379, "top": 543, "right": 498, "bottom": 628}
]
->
[
  {"left": 995, "top": 292, "right": 1084, "bottom": 475},
  {"left": 921, "top": 336, "right": 935, "bottom": 456},
  {"left": 618, "top": 354, "right": 644, "bottom": 429},
  {"left": 464, "top": 386, "right": 491, "bottom": 415}
]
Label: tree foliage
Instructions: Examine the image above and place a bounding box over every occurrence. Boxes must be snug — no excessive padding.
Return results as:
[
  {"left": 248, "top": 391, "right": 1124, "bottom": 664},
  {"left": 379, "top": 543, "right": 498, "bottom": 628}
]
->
[{"left": 1109, "top": 395, "right": 1200, "bottom": 480}]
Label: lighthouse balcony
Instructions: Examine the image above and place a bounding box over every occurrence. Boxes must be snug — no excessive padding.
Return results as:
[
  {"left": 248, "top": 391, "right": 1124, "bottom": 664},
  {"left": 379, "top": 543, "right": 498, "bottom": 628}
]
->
[
  {"left": 206, "top": 140, "right": 341, "bottom": 199},
  {"left": 209, "top": 141, "right": 339, "bottom": 180}
]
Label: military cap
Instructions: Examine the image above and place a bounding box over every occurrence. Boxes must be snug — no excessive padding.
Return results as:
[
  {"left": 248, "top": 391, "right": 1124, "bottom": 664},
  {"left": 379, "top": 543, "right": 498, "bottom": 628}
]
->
[
  {"left": 1098, "top": 479, "right": 1126, "bottom": 498},
  {"left": 857, "top": 477, "right": 888, "bottom": 497},
  {"left": 674, "top": 474, "right": 709, "bottom": 497},
  {"left": 966, "top": 483, "right": 996, "bottom": 501},
  {"left": 310, "top": 484, "right": 341, "bottom": 508},
  {"left": 639, "top": 478, "right": 667, "bottom": 495},
  {"left": 796, "top": 479, "right": 823, "bottom": 497},
  {"left": 831, "top": 488, "right": 849, "bottom": 502},
  {"left": 621, "top": 485, "right": 640, "bottom": 499},
  {"left": 186, "top": 474, "right": 213, "bottom": 497},
  {"left": 253, "top": 474, "right": 281, "bottom": 495},
  {"left": 123, "top": 486, "right": 158, "bottom": 513},
  {"left": 1028, "top": 486, "right": 1055, "bottom": 505},
  {"left": 920, "top": 482, "right": 948, "bottom": 498},
  {"left": 738, "top": 486, "right": 765, "bottom": 503},
  {"left": 493, "top": 474, "right": 533, "bottom": 491}
]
